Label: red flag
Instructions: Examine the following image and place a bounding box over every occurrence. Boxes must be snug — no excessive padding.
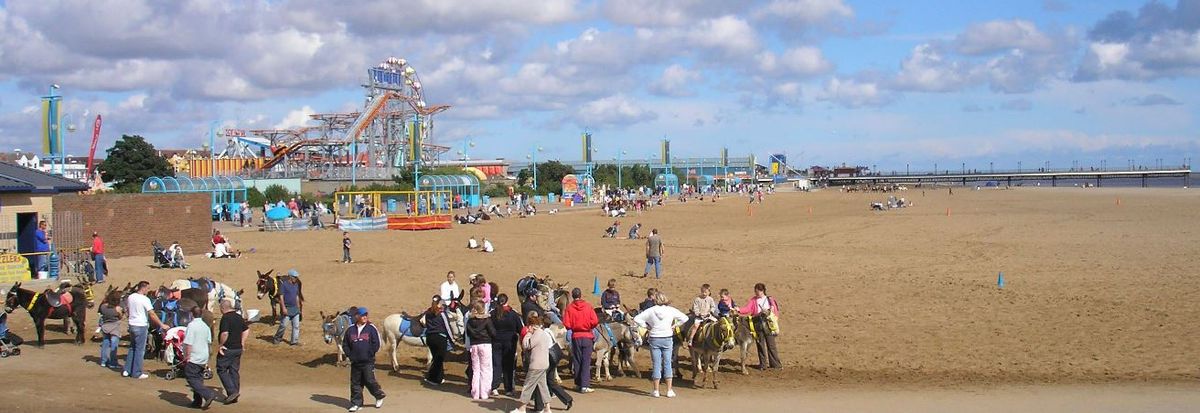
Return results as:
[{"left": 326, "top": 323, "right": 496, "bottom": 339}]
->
[{"left": 86, "top": 115, "right": 102, "bottom": 183}]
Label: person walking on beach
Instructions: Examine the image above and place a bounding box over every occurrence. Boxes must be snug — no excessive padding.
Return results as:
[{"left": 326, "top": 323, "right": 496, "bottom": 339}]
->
[
  {"left": 511, "top": 313, "right": 552, "bottom": 413},
  {"left": 342, "top": 232, "right": 353, "bottom": 263},
  {"left": 273, "top": 271, "right": 303, "bottom": 346},
  {"left": 467, "top": 301, "right": 497, "bottom": 400},
  {"left": 217, "top": 300, "right": 248, "bottom": 404},
  {"left": 124, "top": 281, "right": 164, "bottom": 379},
  {"left": 739, "top": 283, "right": 782, "bottom": 370},
  {"left": 562, "top": 287, "right": 598, "bottom": 393},
  {"left": 90, "top": 231, "right": 106, "bottom": 283},
  {"left": 642, "top": 229, "right": 664, "bottom": 278},
  {"left": 97, "top": 289, "right": 123, "bottom": 370},
  {"left": 342, "top": 307, "right": 385, "bottom": 412},
  {"left": 420, "top": 296, "right": 451, "bottom": 385},
  {"left": 491, "top": 294, "right": 522, "bottom": 397},
  {"left": 633, "top": 291, "right": 688, "bottom": 398},
  {"left": 182, "top": 305, "right": 216, "bottom": 409}
]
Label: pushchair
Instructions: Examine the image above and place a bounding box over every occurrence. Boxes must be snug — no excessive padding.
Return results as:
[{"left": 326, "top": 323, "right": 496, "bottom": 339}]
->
[
  {"left": 152, "top": 241, "right": 186, "bottom": 268},
  {"left": 160, "top": 326, "right": 213, "bottom": 380},
  {"left": 0, "top": 313, "right": 22, "bottom": 358}
]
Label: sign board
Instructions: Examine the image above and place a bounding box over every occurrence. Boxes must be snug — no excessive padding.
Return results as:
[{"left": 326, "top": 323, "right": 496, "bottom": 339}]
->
[
  {"left": 562, "top": 174, "right": 579, "bottom": 194},
  {"left": 0, "top": 253, "right": 31, "bottom": 284}
]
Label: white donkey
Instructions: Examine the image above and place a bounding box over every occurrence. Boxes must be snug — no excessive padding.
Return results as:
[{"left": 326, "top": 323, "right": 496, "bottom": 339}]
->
[
  {"left": 169, "top": 278, "right": 243, "bottom": 315},
  {"left": 380, "top": 310, "right": 466, "bottom": 372}
]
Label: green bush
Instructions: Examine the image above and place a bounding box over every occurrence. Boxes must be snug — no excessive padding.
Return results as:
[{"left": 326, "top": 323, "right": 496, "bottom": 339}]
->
[
  {"left": 483, "top": 184, "right": 510, "bottom": 198},
  {"left": 246, "top": 187, "right": 264, "bottom": 207},
  {"left": 263, "top": 184, "right": 291, "bottom": 203}
]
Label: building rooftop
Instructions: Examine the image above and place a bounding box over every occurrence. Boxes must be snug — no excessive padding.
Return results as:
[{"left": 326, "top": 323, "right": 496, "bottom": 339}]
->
[{"left": 0, "top": 162, "right": 90, "bottom": 194}]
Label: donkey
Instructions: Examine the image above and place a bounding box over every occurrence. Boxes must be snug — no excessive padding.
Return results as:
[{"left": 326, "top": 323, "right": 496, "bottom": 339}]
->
[
  {"left": 320, "top": 309, "right": 355, "bottom": 366},
  {"left": 170, "top": 278, "right": 244, "bottom": 316},
  {"left": 255, "top": 270, "right": 303, "bottom": 325},
  {"left": 729, "top": 313, "right": 756, "bottom": 375},
  {"left": 592, "top": 307, "right": 644, "bottom": 382},
  {"left": 675, "top": 315, "right": 737, "bottom": 388},
  {"left": 4, "top": 282, "right": 87, "bottom": 346},
  {"left": 380, "top": 309, "right": 466, "bottom": 372}
]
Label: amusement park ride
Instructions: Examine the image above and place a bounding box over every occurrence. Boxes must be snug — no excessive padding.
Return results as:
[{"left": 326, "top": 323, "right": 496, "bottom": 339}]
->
[{"left": 208, "top": 57, "right": 451, "bottom": 179}]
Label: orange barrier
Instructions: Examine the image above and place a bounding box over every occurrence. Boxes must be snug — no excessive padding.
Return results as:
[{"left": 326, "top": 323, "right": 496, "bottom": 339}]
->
[
  {"left": 387, "top": 214, "right": 453, "bottom": 230},
  {"left": 188, "top": 158, "right": 264, "bottom": 177}
]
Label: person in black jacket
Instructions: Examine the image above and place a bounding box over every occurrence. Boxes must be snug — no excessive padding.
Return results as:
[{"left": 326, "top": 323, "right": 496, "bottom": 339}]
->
[
  {"left": 466, "top": 301, "right": 498, "bottom": 400},
  {"left": 341, "top": 307, "right": 385, "bottom": 412},
  {"left": 420, "top": 296, "right": 449, "bottom": 385},
  {"left": 490, "top": 294, "right": 523, "bottom": 396}
]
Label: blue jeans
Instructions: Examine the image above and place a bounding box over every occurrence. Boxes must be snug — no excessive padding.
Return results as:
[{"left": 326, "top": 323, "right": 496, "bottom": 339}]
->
[
  {"left": 648, "top": 337, "right": 673, "bottom": 380},
  {"left": 100, "top": 331, "right": 120, "bottom": 368},
  {"left": 275, "top": 313, "right": 300, "bottom": 344},
  {"left": 644, "top": 256, "right": 663, "bottom": 278},
  {"left": 125, "top": 325, "right": 148, "bottom": 377},
  {"left": 94, "top": 254, "right": 106, "bottom": 283}
]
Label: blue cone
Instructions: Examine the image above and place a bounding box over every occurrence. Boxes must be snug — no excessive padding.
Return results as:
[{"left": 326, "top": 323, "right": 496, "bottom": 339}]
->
[
  {"left": 997, "top": 271, "right": 1005, "bottom": 289},
  {"left": 593, "top": 276, "right": 601, "bottom": 296}
]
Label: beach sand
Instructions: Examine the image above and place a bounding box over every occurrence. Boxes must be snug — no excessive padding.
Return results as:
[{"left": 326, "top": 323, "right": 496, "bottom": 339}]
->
[{"left": 2, "top": 186, "right": 1198, "bottom": 411}]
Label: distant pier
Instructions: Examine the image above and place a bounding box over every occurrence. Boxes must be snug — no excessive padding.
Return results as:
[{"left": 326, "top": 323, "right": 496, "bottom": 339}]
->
[{"left": 825, "top": 168, "right": 1192, "bottom": 188}]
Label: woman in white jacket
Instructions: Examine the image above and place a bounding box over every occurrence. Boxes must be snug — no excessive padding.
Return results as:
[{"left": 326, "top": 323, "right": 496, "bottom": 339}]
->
[{"left": 633, "top": 292, "right": 688, "bottom": 398}]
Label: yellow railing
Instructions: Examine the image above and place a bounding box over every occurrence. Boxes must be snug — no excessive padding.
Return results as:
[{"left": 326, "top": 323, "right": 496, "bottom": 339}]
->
[{"left": 333, "top": 190, "right": 454, "bottom": 219}]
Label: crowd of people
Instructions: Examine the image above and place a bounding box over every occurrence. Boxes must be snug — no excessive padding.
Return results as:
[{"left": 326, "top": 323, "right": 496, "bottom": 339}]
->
[{"left": 6, "top": 183, "right": 784, "bottom": 412}]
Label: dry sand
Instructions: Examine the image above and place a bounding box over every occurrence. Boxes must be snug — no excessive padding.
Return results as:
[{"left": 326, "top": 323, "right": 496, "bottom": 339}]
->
[{"left": 2, "top": 186, "right": 1199, "bottom": 411}]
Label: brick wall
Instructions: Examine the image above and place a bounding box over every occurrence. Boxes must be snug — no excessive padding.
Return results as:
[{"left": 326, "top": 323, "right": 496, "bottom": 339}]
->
[{"left": 52, "top": 193, "right": 212, "bottom": 259}]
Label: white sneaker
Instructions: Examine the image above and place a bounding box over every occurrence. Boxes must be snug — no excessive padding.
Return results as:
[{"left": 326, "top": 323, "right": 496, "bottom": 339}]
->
[
  {"left": 651, "top": 390, "right": 660, "bottom": 398},
  {"left": 666, "top": 390, "right": 676, "bottom": 398},
  {"left": 580, "top": 387, "right": 594, "bottom": 393},
  {"left": 509, "top": 409, "right": 523, "bottom": 413},
  {"left": 374, "top": 397, "right": 384, "bottom": 408},
  {"left": 491, "top": 389, "right": 500, "bottom": 397},
  {"left": 121, "top": 370, "right": 129, "bottom": 377},
  {"left": 348, "top": 406, "right": 360, "bottom": 412},
  {"left": 137, "top": 374, "right": 150, "bottom": 379}
]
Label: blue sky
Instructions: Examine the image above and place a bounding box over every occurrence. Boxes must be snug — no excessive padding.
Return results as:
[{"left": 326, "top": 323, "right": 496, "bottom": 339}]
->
[{"left": 0, "top": 0, "right": 1197, "bottom": 172}]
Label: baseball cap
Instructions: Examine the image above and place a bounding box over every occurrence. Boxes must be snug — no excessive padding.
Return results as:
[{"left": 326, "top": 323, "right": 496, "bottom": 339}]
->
[
  {"left": 288, "top": 269, "right": 299, "bottom": 277},
  {"left": 357, "top": 307, "right": 368, "bottom": 316}
]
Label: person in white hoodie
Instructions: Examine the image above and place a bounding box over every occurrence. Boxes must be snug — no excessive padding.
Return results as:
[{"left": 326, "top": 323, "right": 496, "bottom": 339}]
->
[{"left": 633, "top": 292, "right": 688, "bottom": 398}]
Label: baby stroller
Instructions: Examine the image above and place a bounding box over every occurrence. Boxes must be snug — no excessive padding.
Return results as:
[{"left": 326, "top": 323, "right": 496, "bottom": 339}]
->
[
  {"left": 161, "top": 326, "right": 213, "bottom": 380},
  {"left": 152, "top": 241, "right": 186, "bottom": 268},
  {"left": 0, "top": 313, "right": 23, "bottom": 358}
]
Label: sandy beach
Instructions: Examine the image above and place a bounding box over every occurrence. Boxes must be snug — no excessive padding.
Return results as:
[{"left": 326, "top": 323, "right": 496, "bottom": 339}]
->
[{"left": 2, "top": 187, "right": 1198, "bottom": 411}]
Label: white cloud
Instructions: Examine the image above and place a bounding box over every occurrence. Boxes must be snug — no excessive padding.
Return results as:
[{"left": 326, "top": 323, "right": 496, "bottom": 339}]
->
[
  {"left": 891, "top": 44, "right": 974, "bottom": 92},
  {"left": 649, "top": 64, "right": 702, "bottom": 97},
  {"left": 955, "top": 19, "right": 1057, "bottom": 55},
  {"left": 818, "top": 77, "right": 890, "bottom": 107},
  {"left": 602, "top": 0, "right": 746, "bottom": 27},
  {"left": 275, "top": 106, "right": 316, "bottom": 129},
  {"left": 756, "top": 46, "right": 833, "bottom": 77},
  {"left": 754, "top": 0, "right": 854, "bottom": 24},
  {"left": 569, "top": 94, "right": 658, "bottom": 128}
]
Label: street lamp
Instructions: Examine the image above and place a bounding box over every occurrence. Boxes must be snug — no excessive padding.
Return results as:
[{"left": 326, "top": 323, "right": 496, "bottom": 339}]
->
[
  {"left": 525, "top": 145, "right": 544, "bottom": 190},
  {"left": 458, "top": 139, "right": 475, "bottom": 168}
]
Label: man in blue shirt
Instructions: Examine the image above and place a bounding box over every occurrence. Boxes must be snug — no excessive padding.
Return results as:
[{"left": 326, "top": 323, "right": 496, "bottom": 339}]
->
[
  {"left": 273, "top": 269, "right": 303, "bottom": 346},
  {"left": 34, "top": 221, "right": 50, "bottom": 273}
]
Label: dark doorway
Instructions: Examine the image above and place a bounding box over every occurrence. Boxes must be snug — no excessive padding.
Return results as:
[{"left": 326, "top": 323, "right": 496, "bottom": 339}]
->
[{"left": 16, "top": 212, "right": 38, "bottom": 277}]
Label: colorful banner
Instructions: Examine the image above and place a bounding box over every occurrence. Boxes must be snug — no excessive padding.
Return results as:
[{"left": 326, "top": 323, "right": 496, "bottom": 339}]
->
[
  {"left": 0, "top": 253, "right": 31, "bottom": 283},
  {"left": 86, "top": 115, "right": 102, "bottom": 180},
  {"left": 387, "top": 214, "right": 452, "bottom": 230}
]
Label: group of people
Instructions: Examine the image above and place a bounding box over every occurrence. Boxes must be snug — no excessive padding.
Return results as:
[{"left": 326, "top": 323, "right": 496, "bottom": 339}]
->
[
  {"left": 95, "top": 281, "right": 249, "bottom": 409},
  {"left": 208, "top": 230, "right": 241, "bottom": 259},
  {"left": 467, "top": 236, "right": 496, "bottom": 253}
]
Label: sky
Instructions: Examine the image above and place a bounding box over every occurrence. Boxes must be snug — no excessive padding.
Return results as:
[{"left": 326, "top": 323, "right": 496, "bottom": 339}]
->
[{"left": 0, "top": 0, "right": 1198, "bottom": 173}]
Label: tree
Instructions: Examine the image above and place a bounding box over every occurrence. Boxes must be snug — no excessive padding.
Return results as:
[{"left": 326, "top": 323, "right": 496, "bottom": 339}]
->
[
  {"left": 263, "top": 184, "right": 291, "bottom": 204},
  {"left": 99, "top": 134, "right": 173, "bottom": 191}
]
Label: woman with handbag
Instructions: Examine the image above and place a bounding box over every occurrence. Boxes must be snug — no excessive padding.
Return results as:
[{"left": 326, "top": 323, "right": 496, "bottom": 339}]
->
[{"left": 738, "top": 283, "right": 782, "bottom": 370}]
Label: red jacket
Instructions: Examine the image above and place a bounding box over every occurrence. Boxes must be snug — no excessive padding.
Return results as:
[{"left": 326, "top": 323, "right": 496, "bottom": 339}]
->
[{"left": 562, "top": 299, "right": 598, "bottom": 339}]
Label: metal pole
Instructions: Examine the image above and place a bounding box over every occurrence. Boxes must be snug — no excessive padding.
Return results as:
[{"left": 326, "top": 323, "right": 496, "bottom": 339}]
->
[
  {"left": 617, "top": 150, "right": 623, "bottom": 188},
  {"left": 209, "top": 121, "right": 218, "bottom": 178}
]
